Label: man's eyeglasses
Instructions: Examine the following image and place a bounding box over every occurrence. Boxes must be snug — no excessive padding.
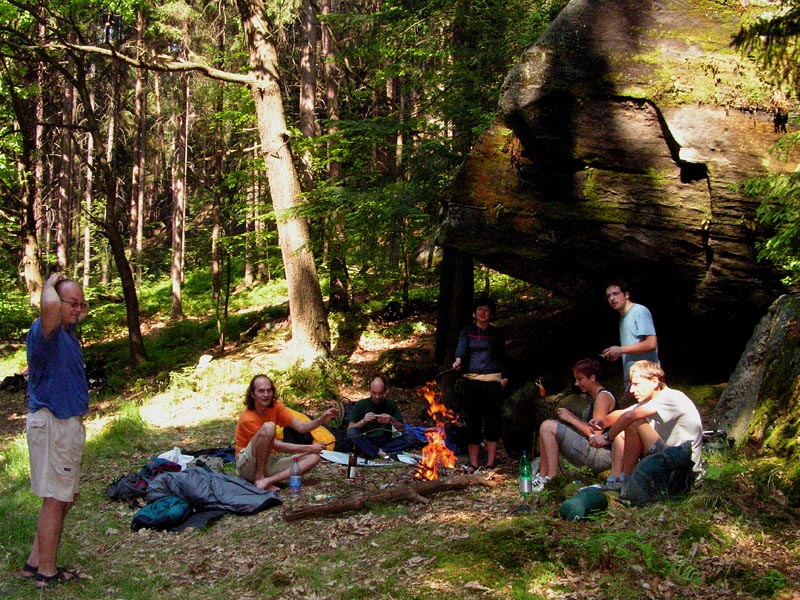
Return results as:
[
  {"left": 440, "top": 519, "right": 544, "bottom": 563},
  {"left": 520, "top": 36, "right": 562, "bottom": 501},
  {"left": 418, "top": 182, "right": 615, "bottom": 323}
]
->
[{"left": 61, "top": 300, "right": 88, "bottom": 311}]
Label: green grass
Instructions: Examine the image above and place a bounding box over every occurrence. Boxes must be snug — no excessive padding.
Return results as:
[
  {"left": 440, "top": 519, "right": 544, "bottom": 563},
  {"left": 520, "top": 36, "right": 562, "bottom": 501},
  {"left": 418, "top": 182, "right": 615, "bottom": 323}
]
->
[{"left": 1, "top": 271, "right": 800, "bottom": 599}]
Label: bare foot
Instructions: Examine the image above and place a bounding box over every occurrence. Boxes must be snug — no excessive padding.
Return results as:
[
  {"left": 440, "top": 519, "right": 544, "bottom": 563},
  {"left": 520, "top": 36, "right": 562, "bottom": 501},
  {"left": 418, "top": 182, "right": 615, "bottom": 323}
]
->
[
  {"left": 254, "top": 478, "right": 280, "bottom": 492},
  {"left": 20, "top": 562, "right": 37, "bottom": 579}
]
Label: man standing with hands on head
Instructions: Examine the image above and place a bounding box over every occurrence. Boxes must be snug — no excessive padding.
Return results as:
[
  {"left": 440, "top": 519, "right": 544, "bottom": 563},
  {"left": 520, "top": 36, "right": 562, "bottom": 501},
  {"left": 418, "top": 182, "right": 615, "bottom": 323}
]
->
[
  {"left": 602, "top": 279, "right": 658, "bottom": 404},
  {"left": 21, "top": 273, "right": 89, "bottom": 589}
]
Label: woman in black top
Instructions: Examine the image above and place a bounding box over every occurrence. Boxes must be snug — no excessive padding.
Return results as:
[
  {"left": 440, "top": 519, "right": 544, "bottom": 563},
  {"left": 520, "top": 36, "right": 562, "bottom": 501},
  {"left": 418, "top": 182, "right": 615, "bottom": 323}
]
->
[{"left": 452, "top": 296, "right": 508, "bottom": 471}]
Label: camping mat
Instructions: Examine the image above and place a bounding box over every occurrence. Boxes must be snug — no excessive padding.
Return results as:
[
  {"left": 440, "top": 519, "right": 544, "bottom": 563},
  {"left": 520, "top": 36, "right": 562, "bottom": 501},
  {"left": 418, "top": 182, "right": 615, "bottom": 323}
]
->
[{"left": 320, "top": 450, "right": 420, "bottom": 467}]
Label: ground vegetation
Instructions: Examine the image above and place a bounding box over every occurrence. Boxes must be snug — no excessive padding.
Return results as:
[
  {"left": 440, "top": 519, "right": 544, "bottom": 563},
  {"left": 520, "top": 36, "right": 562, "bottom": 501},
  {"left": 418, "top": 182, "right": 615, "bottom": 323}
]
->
[{"left": 0, "top": 273, "right": 798, "bottom": 599}]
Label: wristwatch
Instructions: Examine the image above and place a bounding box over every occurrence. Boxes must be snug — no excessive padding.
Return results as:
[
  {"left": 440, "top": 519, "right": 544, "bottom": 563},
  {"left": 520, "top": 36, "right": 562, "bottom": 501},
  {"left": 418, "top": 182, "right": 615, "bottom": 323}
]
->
[{"left": 603, "top": 431, "right": 611, "bottom": 442}]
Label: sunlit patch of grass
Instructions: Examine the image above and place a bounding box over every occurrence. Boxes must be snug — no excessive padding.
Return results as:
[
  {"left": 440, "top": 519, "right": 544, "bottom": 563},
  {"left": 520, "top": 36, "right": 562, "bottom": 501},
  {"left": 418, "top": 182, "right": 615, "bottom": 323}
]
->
[
  {"left": 86, "top": 402, "right": 156, "bottom": 460},
  {"left": 0, "top": 346, "right": 27, "bottom": 379},
  {"left": 276, "top": 359, "right": 350, "bottom": 406},
  {"left": 0, "top": 434, "right": 30, "bottom": 482},
  {"left": 0, "top": 436, "right": 42, "bottom": 575}
]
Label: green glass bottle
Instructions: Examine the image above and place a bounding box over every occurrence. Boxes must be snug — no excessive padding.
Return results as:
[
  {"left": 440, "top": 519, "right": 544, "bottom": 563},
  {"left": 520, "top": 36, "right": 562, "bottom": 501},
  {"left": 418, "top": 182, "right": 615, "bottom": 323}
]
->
[{"left": 519, "top": 450, "right": 532, "bottom": 497}]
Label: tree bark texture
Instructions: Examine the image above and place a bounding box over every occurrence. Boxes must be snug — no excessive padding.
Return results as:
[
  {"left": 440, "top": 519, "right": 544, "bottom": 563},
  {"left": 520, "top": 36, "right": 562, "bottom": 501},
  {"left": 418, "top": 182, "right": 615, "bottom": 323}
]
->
[
  {"left": 236, "top": 0, "right": 331, "bottom": 362},
  {"left": 171, "top": 73, "right": 189, "bottom": 321},
  {"left": 321, "top": 0, "right": 349, "bottom": 312}
]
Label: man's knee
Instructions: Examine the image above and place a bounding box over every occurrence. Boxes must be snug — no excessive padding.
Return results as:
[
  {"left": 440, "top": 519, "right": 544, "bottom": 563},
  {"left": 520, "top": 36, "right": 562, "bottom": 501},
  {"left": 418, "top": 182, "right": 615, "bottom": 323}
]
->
[
  {"left": 346, "top": 426, "right": 360, "bottom": 440},
  {"left": 539, "top": 419, "right": 557, "bottom": 436},
  {"left": 254, "top": 422, "right": 276, "bottom": 441}
]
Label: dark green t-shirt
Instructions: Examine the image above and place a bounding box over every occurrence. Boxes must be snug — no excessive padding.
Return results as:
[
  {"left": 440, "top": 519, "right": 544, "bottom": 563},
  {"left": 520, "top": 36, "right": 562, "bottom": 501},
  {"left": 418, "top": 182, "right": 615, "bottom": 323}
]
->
[{"left": 349, "top": 397, "right": 404, "bottom": 439}]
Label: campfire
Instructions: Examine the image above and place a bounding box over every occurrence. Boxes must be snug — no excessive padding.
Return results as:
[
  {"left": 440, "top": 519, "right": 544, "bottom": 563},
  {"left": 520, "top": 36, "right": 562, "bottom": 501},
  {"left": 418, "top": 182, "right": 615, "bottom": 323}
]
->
[{"left": 415, "top": 381, "right": 457, "bottom": 480}]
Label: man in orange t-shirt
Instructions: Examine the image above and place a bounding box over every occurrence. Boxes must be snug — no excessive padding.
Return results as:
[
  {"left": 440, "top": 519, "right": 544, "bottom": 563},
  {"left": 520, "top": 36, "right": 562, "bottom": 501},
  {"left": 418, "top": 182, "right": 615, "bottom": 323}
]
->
[{"left": 235, "top": 374, "right": 339, "bottom": 491}]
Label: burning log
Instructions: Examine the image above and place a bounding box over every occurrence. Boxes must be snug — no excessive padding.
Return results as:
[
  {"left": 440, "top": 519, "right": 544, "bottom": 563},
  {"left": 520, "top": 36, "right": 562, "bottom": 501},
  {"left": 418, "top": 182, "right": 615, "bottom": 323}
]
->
[{"left": 283, "top": 475, "right": 498, "bottom": 522}]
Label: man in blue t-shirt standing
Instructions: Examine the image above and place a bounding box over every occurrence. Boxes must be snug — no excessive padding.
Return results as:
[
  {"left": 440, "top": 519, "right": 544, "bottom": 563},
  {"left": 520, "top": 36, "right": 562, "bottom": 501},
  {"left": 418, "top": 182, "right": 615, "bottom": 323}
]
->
[
  {"left": 21, "top": 273, "right": 89, "bottom": 589},
  {"left": 601, "top": 279, "right": 658, "bottom": 404}
]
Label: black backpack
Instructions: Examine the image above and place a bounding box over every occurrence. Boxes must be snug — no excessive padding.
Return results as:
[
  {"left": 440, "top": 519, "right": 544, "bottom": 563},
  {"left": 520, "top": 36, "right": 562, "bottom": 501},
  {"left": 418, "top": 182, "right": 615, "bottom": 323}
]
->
[
  {"left": 622, "top": 441, "right": 696, "bottom": 507},
  {"left": 106, "top": 458, "right": 182, "bottom": 502}
]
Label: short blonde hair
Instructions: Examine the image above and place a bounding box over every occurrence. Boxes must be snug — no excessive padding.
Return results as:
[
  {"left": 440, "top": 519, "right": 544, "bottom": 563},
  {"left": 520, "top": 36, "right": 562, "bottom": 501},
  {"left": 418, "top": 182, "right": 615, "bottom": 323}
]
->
[{"left": 628, "top": 361, "right": 665, "bottom": 389}]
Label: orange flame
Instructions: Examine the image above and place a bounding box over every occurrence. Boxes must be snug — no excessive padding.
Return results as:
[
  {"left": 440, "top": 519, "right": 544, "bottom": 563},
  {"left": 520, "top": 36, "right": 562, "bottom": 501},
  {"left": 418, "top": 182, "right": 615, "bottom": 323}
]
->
[{"left": 415, "top": 381, "right": 457, "bottom": 480}]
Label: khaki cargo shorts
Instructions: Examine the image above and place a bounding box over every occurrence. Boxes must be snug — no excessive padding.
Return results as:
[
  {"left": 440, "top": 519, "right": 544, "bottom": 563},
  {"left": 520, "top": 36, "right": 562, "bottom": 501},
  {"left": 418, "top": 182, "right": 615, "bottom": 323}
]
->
[{"left": 27, "top": 408, "right": 85, "bottom": 502}]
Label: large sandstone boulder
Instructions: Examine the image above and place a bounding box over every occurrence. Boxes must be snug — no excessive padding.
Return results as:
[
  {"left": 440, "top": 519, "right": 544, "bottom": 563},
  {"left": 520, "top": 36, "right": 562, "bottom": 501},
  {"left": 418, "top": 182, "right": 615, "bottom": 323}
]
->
[
  {"left": 713, "top": 293, "right": 800, "bottom": 505},
  {"left": 713, "top": 293, "right": 800, "bottom": 447},
  {"left": 439, "top": 0, "right": 797, "bottom": 368}
]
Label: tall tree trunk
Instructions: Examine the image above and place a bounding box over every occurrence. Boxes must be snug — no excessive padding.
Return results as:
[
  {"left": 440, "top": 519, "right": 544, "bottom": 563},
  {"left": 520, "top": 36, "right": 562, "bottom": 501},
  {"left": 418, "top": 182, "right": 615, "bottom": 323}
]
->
[
  {"left": 56, "top": 80, "right": 74, "bottom": 272},
  {"left": 321, "top": 0, "right": 349, "bottom": 312},
  {"left": 212, "top": 1, "right": 227, "bottom": 306},
  {"left": 170, "top": 73, "right": 189, "bottom": 321},
  {"left": 82, "top": 61, "right": 96, "bottom": 289},
  {"left": 75, "top": 55, "right": 148, "bottom": 364},
  {"left": 99, "top": 88, "right": 116, "bottom": 288},
  {"left": 298, "top": 0, "right": 317, "bottom": 188},
  {"left": 254, "top": 185, "right": 267, "bottom": 280},
  {"left": 152, "top": 72, "right": 167, "bottom": 229},
  {"left": 83, "top": 127, "right": 94, "bottom": 289},
  {"left": 22, "top": 14, "right": 48, "bottom": 305},
  {"left": 244, "top": 161, "right": 255, "bottom": 286},
  {"left": 129, "top": 9, "right": 146, "bottom": 287},
  {"left": 16, "top": 39, "right": 46, "bottom": 304},
  {"left": 235, "top": 0, "right": 331, "bottom": 362}
]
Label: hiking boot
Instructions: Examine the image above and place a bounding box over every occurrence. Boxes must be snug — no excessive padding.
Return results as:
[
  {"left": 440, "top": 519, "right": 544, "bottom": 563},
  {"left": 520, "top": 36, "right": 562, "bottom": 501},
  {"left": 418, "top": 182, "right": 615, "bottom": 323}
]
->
[{"left": 601, "top": 477, "right": 623, "bottom": 492}]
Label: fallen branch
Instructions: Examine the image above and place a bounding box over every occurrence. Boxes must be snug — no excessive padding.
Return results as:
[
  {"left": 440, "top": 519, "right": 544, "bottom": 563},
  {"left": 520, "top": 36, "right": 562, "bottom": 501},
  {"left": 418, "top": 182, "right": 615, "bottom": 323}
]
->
[{"left": 283, "top": 474, "right": 498, "bottom": 522}]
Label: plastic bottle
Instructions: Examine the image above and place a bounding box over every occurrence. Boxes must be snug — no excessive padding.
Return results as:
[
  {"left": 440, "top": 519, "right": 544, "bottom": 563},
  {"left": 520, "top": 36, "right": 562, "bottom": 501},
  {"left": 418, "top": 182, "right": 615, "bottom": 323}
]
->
[
  {"left": 347, "top": 449, "right": 358, "bottom": 480},
  {"left": 519, "top": 450, "right": 532, "bottom": 497},
  {"left": 289, "top": 456, "right": 302, "bottom": 494}
]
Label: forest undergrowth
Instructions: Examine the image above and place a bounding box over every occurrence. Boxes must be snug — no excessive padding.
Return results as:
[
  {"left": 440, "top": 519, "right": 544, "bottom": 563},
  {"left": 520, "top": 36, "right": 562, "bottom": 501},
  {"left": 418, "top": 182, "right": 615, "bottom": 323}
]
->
[{"left": 0, "top": 299, "right": 798, "bottom": 600}]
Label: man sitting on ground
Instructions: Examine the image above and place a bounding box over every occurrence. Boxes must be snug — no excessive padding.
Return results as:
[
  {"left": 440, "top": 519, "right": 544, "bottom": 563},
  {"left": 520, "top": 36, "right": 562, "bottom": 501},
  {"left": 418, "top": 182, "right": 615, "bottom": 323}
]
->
[
  {"left": 235, "top": 374, "right": 339, "bottom": 491},
  {"left": 347, "top": 376, "right": 414, "bottom": 460},
  {"left": 588, "top": 360, "right": 704, "bottom": 490}
]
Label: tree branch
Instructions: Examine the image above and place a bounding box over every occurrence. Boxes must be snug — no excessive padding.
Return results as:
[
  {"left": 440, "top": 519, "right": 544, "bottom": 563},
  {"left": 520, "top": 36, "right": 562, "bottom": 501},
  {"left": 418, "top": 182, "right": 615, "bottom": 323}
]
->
[
  {"left": 283, "top": 474, "right": 498, "bottom": 522},
  {"left": 37, "top": 42, "right": 257, "bottom": 86}
]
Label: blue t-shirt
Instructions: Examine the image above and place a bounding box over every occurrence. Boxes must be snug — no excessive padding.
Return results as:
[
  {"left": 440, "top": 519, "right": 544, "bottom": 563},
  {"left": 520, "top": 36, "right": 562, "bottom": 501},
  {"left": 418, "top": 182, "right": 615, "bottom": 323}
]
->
[
  {"left": 27, "top": 318, "right": 89, "bottom": 419},
  {"left": 619, "top": 303, "right": 659, "bottom": 388}
]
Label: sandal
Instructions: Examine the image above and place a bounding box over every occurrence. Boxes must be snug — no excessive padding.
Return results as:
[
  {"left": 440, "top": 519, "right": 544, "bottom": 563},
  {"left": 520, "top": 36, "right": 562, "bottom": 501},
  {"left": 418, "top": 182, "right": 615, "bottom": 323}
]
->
[
  {"left": 34, "top": 566, "right": 81, "bottom": 589},
  {"left": 20, "top": 562, "right": 37, "bottom": 579}
]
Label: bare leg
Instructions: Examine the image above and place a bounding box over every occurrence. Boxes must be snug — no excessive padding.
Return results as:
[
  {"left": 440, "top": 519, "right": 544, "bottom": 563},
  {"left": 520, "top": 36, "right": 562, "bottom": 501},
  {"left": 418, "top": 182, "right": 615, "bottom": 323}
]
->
[
  {"left": 250, "top": 423, "right": 278, "bottom": 490},
  {"left": 468, "top": 444, "right": 480, "bottom": 468},
  {"left": 609, "top": 433, "right": 625, "bottom": 478},
  {"left": 257, "top": 453, "right": 321, "bottom": 490},
  {"left": 621, "top": 419, "right": 660, "bottom": 475},
  {"left": 28, "top": 497, "right": 71, "bottom": 578},
  {"left": 623, "top": 421, "right": 661, "bottom": 475},
  {"left": 485, "top": 440, "right": 497, "bottom": 467},
  {"left": 537, "top": 420, "right": 560, "bottom": 477}
]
